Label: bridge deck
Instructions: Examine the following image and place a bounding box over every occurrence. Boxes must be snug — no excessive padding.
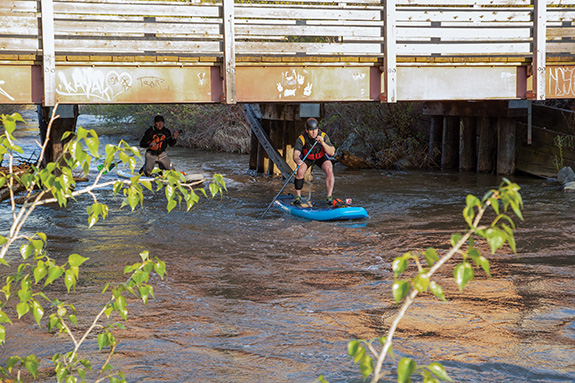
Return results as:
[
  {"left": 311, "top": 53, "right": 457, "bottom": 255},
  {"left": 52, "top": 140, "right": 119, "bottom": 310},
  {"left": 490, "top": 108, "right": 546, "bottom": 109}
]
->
[{"left": 1, "top": 0, "right": 575, "bottom": 105}]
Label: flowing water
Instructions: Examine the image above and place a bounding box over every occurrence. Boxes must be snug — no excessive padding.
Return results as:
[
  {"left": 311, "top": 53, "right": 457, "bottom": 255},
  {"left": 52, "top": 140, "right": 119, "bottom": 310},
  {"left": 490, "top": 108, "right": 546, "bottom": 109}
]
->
[{"left": 1, "top": 112, "right": 574, "bottom": 382}]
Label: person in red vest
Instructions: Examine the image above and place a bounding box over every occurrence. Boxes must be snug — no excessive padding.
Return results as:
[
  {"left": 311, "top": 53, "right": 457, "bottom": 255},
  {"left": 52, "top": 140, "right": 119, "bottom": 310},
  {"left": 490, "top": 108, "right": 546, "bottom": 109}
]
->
[
  {"left": 139, "top": 115, "right": 179, "bottom": 176},
  {"left": 292, "top": 117, "right": 336, "bottom": 205}
]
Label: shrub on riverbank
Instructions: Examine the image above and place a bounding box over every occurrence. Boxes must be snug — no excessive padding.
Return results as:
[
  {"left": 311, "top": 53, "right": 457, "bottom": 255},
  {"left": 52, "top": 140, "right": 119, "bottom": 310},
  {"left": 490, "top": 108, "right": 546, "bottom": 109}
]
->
[
  {"left": 81, "top": 102, "right": 430, "bottom": 168},
  {"left": 81, "top": 104, "right": 251, "bottom": 154}
]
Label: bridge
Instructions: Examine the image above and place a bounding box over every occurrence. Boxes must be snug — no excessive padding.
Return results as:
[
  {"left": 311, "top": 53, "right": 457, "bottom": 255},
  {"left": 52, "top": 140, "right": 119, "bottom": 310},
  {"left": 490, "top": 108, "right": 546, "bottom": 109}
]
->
[{"left": 1, "top": 0, "right": 575, "bottom": 106}]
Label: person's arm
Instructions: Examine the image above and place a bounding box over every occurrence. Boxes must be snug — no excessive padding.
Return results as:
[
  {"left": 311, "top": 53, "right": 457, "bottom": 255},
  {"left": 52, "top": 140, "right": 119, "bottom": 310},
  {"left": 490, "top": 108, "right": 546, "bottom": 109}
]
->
[
  {"left": 167, "top": 129, "right": 179, "bottom": 147},
  {"left": 316, "top": 133, "right": 335, "bottom": 156},
  {"left": 140, "top": 128, "right": 152, "bottom": 148},
  {"left": 293, "top": 149, "right": 303, "bottom": 166}
]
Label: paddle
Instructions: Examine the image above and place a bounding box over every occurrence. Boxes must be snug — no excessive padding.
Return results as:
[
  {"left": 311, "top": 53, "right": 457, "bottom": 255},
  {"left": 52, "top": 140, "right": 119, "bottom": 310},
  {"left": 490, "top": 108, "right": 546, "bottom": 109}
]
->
[{"left": 259, "top": 139, "right": 319, "bottom": 220}]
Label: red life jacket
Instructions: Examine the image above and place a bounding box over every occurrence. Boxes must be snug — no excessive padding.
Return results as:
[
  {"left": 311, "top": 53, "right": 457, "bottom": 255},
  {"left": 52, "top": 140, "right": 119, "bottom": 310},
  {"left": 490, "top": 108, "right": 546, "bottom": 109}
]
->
[{"left": 298, "top": 131, "right": 326, "bottom": 161}]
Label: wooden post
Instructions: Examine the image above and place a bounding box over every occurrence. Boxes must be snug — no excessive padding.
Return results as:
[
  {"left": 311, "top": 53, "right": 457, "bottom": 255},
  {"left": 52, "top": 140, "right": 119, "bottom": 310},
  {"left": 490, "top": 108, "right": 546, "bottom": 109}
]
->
[
  {"left": 477, "top": 117, "right": 497, "bottom": 173},
  {"left": 249, "top": 130, "right": 258, "bottom": 171},
  {"left": 429, "top": 115, "right": 443, "bottom": 167},
  {"left": 269, "top": 120, "right": 283, "bottom": 176},
  {"left": 497, "top": 117, "right": 516, "bottom": 175},
  {"left": 441, "top": 116, "right": 459, "bottom": 170},
  {"left": 284, "top": 120, "right": 296, "bottom": 174},
  {"left": 262, "top": 120, "right": 271, "bottom": 174},
  {"left": 39, "top": 105, "right": 78, "bottom": 164},
  {"left": 460, "top": 116, "right": 477, "bottom": 171}
]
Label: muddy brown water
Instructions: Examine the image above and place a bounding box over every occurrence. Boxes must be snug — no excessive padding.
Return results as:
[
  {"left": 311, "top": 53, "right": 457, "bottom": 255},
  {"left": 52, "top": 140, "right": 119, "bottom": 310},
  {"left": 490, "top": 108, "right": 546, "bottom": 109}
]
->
[{"left": 1, "top": 115, "right": 574, "bottom": 382}]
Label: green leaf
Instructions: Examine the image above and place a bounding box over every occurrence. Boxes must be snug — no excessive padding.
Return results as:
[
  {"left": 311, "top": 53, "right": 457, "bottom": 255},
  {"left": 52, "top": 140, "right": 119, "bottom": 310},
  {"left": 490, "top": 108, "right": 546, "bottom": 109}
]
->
[
  {"left": 68, "top": 253, "right": 89, "bottom": 268},
  {"left": 45, "top": 265, "right": 64, "bottom": 285},
  {"left": 397, "top": 357, "right": 417, "bottom": 383},
  {"left": 34, "top": 262, "right": 48, "bottom": 284},
  {"left": 429, "top": 281, "right": 446, "bottom": 301},
  {"left": 154, "top": 260, "right": 166, "bottom": 279},
  {"left": 20, "top": 243, "right": 33, "bottom": 260},
  {"left": 413, "top": 273, "right": 430, "bottom": 292},
  {"left": 428, "top": 362, "right": 453, "bottom": 381},
  {"left": 138, "top": 285, "right": 150, "bottom": 305},
  {"left": 392, "top": 280, "right": 410, "bottom": 304},
  {"left": 477, "top": 256, "right": 491, "bottom": 277},
  {"left": 348, "top": 341, "right": 366, "bottom": 363},
  {"left": 6, "top": 355, "right": 20, "bottom": 371},
  {"left": 453, "top": 262, "right": 474, "bottom": 291},
  {"left": 359, "top": 353, "right": 373, "bottom": 378},
  {"left": 27, "top": 357, "right": 42, "bottom": 380},
  {"left": 0, "top": 325, "right": 5, "bottom": 345},
  {"left": 392, "top": 255, "right": 409, "bottom": 278},
  {"left": 167, "top": 199, "right": 177, "bottom": 213},
  {"left": 450, "top": 233, "right": 462, "bottom": 248},
  {"left": 485, "top": 227, "right": 505, "bottom": 254},
  {"left": 68, "top": 314, "right": 78, "bottom": 326},
  {"left": 348, "top": 340, "right": 361, "bottom": 358},
  {"left": 97, "top": 332, "right": 110, "bottom": 350},
  {"left": 16, "top": 301, "right": 30, "bottom": 318},
  {"left": 465, "top": 194, "right": 481, "bottom": 208},
  {"left": 64, "top": 269, "right": 76, "bottom": 293},
  {"left": 0, "top": 310, "right": 12, "bottom": 324},
  {"left": 463, "top": 206, "right": 475, "bottom": 227},
  {"left": 423, "top": 248, "right": 439, "bottom": 267},
  {"left": 32, "top": 301, "right": 44, "bottom": 326}
]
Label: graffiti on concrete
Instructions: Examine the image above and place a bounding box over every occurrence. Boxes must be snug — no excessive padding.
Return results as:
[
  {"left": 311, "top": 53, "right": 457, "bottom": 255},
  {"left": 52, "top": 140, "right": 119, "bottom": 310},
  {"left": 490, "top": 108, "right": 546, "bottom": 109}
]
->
[
  {"left": 0, "top": 80, "right": 15, "bottom": 101},
  {"left": 56, "top": 68, "right": 133, "bottom": 101}
]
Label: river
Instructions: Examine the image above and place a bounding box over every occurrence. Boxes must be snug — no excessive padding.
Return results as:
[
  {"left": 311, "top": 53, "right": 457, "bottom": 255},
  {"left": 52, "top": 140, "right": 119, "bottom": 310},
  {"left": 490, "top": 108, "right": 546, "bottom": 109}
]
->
[{"left": 1, "top": 111, "right": 574, "bottom": 382}]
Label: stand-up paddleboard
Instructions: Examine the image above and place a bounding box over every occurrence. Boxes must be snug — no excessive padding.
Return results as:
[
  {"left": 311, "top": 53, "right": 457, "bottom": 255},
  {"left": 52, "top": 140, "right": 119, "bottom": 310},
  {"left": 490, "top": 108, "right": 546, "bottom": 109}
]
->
[
  {"left": 116, "top": 169, "right": 206, "bottom": 186},
  {"left": 274, "top": 195, "right": 368, "bottom": 221}
]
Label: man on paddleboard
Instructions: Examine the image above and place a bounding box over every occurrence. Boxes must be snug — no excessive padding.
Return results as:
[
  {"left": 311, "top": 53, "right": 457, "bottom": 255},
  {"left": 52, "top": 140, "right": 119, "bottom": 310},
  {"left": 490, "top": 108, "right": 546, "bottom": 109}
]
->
[
  {"left": 139, "top": 115, "right": 179, "bottom": 176},
  {"left": 293, "top": 117, "right": 336, "bottom": 205}
]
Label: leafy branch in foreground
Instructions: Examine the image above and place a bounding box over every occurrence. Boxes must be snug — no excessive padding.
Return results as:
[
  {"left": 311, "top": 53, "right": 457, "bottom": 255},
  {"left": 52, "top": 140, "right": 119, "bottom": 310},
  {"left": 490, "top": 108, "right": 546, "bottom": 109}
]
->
[
  {"left": 0, "top": 108, "right": 226, "bottom": 382},
  {"left": 323, "top": 179, "right": 522, "bottom": 383}
]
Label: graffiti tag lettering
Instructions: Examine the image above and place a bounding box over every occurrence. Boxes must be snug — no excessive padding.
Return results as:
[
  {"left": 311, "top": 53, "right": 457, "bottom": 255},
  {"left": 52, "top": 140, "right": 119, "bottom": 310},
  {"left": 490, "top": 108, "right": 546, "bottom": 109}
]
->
[
  {"left": 0, "top": 80, "right": 15, "bottom": 101},
  {"left": 548, "top": 66, "right": 575, "bottom": 98},
  {"left": 137, "top": 76, "right": 169, "bottom": 90},
  {"left": 56, "top": 68, "right": 133, "bottom": 101}
]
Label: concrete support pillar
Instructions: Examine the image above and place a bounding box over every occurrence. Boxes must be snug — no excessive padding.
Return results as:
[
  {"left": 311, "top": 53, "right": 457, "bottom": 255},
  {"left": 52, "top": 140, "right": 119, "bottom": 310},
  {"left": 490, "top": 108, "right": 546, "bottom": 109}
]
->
[
  {"left": 497, "top": 117, "right": 516, "bottom": 175},
  {"left": 460, "top": 116, "right": 477, "bottom": 171},
  {"left": 429, "top": 116, "right": 443, "bottom": 167},
  {"left": 477, "top": 117, "right": 497, "bottom": 173},
  {"left": 441, "top": 116, "right": 460, "bottom": 170}
]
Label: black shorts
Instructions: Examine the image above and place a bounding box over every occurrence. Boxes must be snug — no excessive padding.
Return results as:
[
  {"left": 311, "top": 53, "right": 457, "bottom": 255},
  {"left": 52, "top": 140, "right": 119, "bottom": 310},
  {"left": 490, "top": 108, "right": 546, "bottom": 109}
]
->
[{"left": 304, "top": 155, "right": 330, "bottom": 169}]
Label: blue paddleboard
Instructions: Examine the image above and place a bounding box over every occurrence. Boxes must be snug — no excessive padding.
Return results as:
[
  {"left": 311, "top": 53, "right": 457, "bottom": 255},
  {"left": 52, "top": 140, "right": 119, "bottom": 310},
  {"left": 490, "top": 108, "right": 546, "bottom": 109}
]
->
[{"left": 274, "top": 195, "right": 368, "bottom": 221}]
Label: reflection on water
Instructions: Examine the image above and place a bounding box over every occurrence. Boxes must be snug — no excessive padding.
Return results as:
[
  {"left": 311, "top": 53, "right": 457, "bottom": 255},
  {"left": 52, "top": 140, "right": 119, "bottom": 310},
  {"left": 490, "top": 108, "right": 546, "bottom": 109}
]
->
[{"left": 1, "top": 116, "right": 574, "bottom": 382}]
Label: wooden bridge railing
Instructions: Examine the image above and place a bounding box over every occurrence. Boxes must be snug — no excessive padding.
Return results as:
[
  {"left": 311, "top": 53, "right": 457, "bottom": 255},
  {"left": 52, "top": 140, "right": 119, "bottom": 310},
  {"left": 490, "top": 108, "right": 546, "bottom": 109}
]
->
[{"left": 1, "top": 0, "right": 575, "bottom": 105}]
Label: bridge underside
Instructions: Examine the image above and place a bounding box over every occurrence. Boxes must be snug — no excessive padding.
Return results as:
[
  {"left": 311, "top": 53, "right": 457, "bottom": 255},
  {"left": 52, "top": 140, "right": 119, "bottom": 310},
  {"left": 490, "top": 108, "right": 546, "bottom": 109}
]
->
[{"left": 2, "top": 59, "right": 575, "bottom": 104}]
